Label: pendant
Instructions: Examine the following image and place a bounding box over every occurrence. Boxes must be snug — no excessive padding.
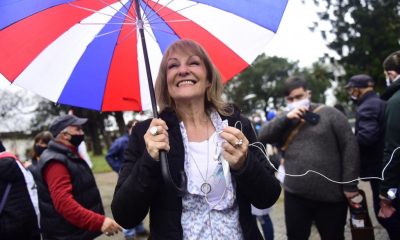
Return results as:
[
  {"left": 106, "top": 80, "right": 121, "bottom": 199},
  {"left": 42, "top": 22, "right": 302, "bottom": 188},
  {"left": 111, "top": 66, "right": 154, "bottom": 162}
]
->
[{"left": 201, "top": 182, "right": 212, "bottom": 194}]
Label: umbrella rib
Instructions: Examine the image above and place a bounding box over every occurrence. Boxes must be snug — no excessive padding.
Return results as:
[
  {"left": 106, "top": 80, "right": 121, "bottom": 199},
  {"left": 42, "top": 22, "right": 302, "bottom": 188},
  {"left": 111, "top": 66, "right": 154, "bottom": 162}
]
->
[
  {"left": 141, "top": 0, "right": 151, "bottom": 20},
  {"left": 115, "top": 0, "right": 135, "bottom": 20},
  {"left": 97, "top": 0, "right": 136, "bottom": 21},
  {"left": 116, "top": 27, "right": 137, "bottom": 45},
  {"left": 68, "top": 2, "right": 133, "bottom": 23},
  {"left": 143, "top": 24, "right": 176, "bottom": 36},
  {"left": 95, "top": 28, "right": 127, "bottom": 38},
  {"left": 146, "top": 1, "right": 199, "bottom": 25},
  {"left": 143, "top": 25, "right": 158, "bottom": 42},
  {"left": 144, "top": 0, "right": 176, "bottom": 23},
  {"left": 141, "top": 0, "right": 165, "bottom": 21},
  {"left": 149, "top": 19, "right": 191, "bottom": 24},
  {"left": 80, "top": 22, "right": 135, "bottom": 25}
]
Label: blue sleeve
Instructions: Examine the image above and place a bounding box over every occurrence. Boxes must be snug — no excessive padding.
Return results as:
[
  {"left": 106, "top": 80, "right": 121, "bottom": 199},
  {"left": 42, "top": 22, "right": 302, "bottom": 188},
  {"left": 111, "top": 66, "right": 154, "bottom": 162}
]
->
[{"left": 105, "top": 138, "right": 124, "bottom": 172}]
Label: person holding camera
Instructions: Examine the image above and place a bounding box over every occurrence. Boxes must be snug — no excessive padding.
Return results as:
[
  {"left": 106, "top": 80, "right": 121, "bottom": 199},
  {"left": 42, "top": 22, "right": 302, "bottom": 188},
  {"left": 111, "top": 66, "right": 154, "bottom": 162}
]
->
[{"left": 259, "top": 76, "right": 360, "bottom": 240}]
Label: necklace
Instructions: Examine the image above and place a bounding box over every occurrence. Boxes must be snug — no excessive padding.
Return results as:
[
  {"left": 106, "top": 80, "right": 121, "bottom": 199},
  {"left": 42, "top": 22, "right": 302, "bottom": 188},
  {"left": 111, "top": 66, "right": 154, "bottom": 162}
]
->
[{"left": 190, "top": 122, "right": 212, "bottom": 194}]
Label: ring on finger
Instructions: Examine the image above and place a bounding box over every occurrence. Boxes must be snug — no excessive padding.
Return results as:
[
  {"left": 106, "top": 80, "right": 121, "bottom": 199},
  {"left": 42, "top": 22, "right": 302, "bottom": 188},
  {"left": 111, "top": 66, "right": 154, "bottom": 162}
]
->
[
  {"left": 150, "top": 126, "right": 159, "bottom": 136},
  {"left": 234, "top": 139, "right": 243, "bottom": 148}
]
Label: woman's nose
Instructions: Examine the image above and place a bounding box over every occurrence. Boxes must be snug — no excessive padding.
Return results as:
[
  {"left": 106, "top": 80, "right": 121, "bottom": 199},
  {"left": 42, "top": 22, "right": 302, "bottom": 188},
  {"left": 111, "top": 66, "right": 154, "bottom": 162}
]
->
[{"left": 178, "top": 64, "right": 189, "bottom": 76}]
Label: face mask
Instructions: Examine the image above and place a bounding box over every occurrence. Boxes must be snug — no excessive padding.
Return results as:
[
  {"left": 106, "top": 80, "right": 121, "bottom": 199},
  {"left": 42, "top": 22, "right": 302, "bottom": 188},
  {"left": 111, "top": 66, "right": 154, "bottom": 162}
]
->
[
  {"left": 69, "top": 134, "right": 84, "bottom": 147},
  {"left": 286, "top": 98, "right": 310, "bottom": 111},
  {"left": 34, "top": 145, "right": 47, "bottom": 156},
  {"left": 349, "top": 88, "right": 359, "bottom": 103},
  {"left": 386, "top": 77, "right": 392, "bottom": 87}
]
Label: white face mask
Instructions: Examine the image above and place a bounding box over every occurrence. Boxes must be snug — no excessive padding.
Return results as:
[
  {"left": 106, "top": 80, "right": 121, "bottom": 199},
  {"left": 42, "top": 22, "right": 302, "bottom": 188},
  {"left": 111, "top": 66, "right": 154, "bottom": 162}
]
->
[
  {"left": 286, "top": 98, "right": 310, "bottom": 111},
  {"left": 386, "top": 72, "right": 400, "bottom": 86},
  {"left": 386, "top": 77, "right": 392, "bottom": 87}
]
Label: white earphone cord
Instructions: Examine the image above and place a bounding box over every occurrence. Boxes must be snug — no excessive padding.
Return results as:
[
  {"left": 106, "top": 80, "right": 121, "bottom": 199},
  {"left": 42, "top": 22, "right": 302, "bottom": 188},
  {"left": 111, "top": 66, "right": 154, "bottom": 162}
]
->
[{"left": 233, "top": 120, "right": 399, "bottom": 184}]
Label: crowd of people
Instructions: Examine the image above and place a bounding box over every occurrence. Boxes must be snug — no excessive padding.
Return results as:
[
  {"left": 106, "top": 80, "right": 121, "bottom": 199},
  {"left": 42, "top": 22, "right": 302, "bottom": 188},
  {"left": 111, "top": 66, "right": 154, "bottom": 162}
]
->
[{"left": 0, "top": 40, "right": 399, "bottom": 240}]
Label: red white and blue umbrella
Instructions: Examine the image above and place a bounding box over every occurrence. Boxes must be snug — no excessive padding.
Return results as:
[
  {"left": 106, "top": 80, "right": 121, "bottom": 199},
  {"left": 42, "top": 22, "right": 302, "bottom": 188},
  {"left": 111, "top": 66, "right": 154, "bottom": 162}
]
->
[{"left": 0, "top": 0, "right": 288, "bottom": 112}]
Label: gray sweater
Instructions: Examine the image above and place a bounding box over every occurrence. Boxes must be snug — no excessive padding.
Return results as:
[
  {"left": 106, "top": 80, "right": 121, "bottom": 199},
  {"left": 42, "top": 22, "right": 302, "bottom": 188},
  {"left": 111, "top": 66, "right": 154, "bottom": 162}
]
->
[{"left": 259, "top": 104, "right": 359, "bottom": 202}]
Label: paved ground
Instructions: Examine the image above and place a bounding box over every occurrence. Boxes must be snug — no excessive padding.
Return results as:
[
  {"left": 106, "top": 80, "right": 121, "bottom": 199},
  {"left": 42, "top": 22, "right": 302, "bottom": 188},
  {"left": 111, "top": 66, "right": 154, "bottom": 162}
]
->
[{"left": 95, "top": 172, "right": 389, "bottom": 240}]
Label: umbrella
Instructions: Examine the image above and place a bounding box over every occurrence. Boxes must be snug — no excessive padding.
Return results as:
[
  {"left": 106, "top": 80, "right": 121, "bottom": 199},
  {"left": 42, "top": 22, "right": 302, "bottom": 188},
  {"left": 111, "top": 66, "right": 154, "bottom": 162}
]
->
[
  {"left": 0, "top": 0, "right": 288, "bottom": 112},
  {"left": 0, "top": 0, "right": 288, "bottom": 193}
]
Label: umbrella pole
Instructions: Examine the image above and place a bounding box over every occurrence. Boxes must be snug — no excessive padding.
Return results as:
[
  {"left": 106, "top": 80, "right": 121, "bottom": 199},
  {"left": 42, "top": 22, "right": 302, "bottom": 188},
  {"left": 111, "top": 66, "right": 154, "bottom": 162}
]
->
[{"left": 134, "top": 0, "right": 186, "bottom": 195}]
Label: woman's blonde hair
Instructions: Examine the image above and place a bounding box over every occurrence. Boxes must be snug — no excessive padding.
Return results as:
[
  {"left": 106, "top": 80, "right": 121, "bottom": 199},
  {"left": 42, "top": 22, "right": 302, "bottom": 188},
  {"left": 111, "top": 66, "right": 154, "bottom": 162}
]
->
[{"left": 155, "top": 39, "right": 232, "bottom": 116}]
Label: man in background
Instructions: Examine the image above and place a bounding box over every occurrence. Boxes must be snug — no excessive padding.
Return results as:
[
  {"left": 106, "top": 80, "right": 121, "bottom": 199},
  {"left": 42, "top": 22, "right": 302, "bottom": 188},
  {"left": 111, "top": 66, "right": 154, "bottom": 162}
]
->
[
  {"left": 379, "top": 50, "right": 400, "bottom": 239},
  {"left": 345, "top": 74, "right": 391, "bottom": 234},
  {"left": 259, "top": 76, "right": 360, "bottom": 240},
  {"left": 36, "top": 114, "right": 121, "bottom": 239}
]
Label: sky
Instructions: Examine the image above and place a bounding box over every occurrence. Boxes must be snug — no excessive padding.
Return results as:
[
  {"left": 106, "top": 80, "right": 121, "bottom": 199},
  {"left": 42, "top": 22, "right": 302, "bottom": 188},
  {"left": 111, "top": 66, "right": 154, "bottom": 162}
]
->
[{"left": 263, "top": 0, "right": 332, "bottom": 67}]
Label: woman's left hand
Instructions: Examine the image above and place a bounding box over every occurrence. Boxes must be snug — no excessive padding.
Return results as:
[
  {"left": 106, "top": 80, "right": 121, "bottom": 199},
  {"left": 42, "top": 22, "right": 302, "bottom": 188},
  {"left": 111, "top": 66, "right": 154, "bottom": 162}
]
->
[{"left": 219, "top": 126, "right": 249, "bottom": 170}]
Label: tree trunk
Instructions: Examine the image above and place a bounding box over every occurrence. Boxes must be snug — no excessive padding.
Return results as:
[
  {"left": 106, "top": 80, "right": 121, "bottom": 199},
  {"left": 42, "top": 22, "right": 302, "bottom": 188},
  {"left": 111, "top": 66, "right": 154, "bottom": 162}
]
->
[{"left": 114, "top": 112, "right": 126, "bottom": 136}]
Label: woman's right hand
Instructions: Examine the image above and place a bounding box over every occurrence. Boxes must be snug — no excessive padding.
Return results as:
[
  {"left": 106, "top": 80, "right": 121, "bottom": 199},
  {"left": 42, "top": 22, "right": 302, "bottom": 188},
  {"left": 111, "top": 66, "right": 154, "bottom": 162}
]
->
[{"left": 144, "top": 118, "right": 169, "bottom": 161}]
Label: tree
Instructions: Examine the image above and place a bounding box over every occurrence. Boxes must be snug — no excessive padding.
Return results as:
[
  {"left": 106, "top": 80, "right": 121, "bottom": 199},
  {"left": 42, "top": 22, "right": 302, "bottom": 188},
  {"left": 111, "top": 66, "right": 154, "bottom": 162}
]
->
[
  {"left": 0, "top": 89, "right": 41, "bottom": 132},
  {"left": 311, "top": 0, "right": 400, "bottom": 93},
  {"left": 224, "top": 55, "right": 298, "bottom": 115},
  {"left": 224, "top": 55, "right": 332, "bottom": 115}
]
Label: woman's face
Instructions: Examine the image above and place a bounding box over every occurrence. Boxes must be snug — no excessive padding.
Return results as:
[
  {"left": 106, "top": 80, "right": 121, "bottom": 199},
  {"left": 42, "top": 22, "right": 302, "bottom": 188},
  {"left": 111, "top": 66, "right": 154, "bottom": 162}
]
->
[{"left": 166, "top": 49, "right": 210, "bottom": 104}]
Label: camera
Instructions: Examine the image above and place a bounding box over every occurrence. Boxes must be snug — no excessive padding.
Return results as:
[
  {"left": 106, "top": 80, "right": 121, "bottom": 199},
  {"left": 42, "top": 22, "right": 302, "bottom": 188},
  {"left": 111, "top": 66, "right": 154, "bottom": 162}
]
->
[{"left": 302, "top": 111, "right": 320, "bottom": 125}]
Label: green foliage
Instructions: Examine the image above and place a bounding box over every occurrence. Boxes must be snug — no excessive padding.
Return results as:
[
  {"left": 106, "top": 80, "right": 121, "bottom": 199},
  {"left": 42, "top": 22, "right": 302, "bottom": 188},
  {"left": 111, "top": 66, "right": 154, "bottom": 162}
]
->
[
  {"left": 224, "top": 55, "right": 332, "bottom": 115},
  {"left": 312, "top": 0, "right": 400, "bottom": 95},
  {"left": 299, "top": 62, "right": 332, "bottom": 103},
  {"left": 224, "top": 54, "right": 297, "bottom": 114}
]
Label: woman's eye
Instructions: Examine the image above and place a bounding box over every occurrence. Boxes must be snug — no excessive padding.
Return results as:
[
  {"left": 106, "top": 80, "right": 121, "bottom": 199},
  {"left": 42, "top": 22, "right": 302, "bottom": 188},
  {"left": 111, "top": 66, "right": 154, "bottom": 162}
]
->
[
  {"left": 190, "top": 61, "right": 200, "bottom": 66},
  {"left": 167, "top": 63, "right": 178, "bottom": 69}
]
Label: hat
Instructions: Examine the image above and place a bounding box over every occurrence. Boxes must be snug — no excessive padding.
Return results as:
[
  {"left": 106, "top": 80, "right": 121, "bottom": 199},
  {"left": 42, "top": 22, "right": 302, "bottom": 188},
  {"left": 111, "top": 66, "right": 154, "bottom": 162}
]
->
[
  {"left": 345, "top": 74, "right": 374, "bottom": 88},
  {"left": 49, "top": 115, "right": 87, "bottom": 137}
]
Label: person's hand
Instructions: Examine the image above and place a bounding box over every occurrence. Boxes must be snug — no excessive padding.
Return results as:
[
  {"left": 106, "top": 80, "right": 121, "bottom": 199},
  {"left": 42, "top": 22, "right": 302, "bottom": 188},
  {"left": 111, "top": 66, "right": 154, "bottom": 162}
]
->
[
  {"left": 344, "top": 191, "right": 362, "bottom": 209},
  {"left": 378, "top": 198, "right": 396, "bottom": 218},
  {"left": 286, "top": 106, "right": 307, "bottom": 120},
  {"left": 144, "top": 118, "right": 169, "bottom": 161},
  {"left": 219, "top": 126, "right": 249, "bottom": 170},
  {"left": 101, "top": 217, "right": 122, "bottom": 236}
]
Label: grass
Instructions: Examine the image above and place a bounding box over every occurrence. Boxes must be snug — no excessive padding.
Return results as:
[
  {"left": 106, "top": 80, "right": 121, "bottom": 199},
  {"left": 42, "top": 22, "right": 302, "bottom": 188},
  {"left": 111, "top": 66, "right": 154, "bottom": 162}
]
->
[{"left": 90, "top": 152, "right": 113, "bottom": 173}]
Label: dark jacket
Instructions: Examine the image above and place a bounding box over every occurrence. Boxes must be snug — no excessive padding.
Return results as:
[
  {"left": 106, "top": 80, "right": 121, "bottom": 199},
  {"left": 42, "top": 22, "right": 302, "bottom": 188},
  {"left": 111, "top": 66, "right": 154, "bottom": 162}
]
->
[
  {"left": 355, "top": 91, "right": 386, "bottom": 178},
  {"left": 380, "top": 80, "right": 400, "bottom": 197},
  {"left": 0, "top": 153, "right": 40, "bottom": 240},
  {"left": 105, "top": 134, "right": 129, "bottom": 172},
  {"left": 112, "top": 108, "right": 281, "bottom": 239},
  {"left": 36, "top": 140, "right": 104, "bottom": 240}
]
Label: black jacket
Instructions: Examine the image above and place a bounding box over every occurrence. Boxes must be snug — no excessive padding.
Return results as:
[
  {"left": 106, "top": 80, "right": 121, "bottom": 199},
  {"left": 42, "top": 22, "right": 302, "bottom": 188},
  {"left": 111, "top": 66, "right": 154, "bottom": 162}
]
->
[
  {"left": 355, "top": 91, "right": 386, "bottom": 177},
  {"left": 380, "top": 80, "right": 400, "bottom": 197},
  {"left": 0, "top": 153, "right": 40, "bottom": 240},
  {"left": 112, "top": 108, "right": 281, "bottom": 239},
  {"left": 36, "top": 140, "right": 104, "bottom": 240}
]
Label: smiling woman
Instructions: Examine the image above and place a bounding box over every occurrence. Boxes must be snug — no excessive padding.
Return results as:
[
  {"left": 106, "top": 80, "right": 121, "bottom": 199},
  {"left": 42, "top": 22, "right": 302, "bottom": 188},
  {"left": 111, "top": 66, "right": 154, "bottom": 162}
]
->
[{"left": 111, "top": 39, "right": 282, "bottom": 240}]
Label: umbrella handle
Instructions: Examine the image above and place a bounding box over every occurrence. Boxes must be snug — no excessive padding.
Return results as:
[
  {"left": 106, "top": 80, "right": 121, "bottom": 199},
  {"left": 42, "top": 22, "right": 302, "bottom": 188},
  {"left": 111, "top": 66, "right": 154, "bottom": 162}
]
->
[
  {"left": 133, "top": 0, "right": 186, "bottom": 196},
  {"left": 160, "top": 151, "right": 187, "bottom": 196}
]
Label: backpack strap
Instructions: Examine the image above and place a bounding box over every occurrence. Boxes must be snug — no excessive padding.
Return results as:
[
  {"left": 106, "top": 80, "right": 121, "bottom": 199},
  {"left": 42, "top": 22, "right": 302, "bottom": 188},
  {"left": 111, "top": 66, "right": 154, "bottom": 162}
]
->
[
  {"left": 281, "top": 105, "right": 325, "bottom": 152},
  {"left": 0, "top": 183, "right": 12, "bottom": 215}
]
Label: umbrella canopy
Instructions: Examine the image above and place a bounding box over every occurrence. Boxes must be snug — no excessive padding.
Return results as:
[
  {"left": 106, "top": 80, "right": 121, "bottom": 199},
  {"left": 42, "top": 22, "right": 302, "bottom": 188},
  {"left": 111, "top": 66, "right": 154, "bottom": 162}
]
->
[{"left": 0, "top": 0, "right": 288, "bottom": 112}]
